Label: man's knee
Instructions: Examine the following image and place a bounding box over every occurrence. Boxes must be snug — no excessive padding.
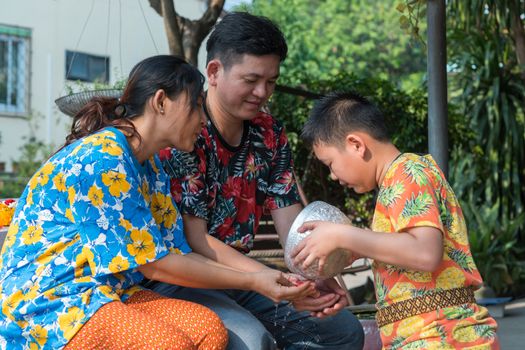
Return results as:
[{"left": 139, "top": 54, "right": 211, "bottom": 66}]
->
[
  {"left": 226, "top": 325, "right": 276, "bottom": 350},
  {"left": 327, "top": 310, "right": 365, "bottom": 349}
]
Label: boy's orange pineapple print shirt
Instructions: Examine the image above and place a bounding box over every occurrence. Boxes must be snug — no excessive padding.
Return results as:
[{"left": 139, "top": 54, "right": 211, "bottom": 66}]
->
[{"left": 371, "top": 153, "right": 498, "bottom": 349}]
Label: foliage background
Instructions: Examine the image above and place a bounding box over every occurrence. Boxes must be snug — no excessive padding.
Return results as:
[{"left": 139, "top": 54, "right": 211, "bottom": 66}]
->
[{"left": 238, "top": 0, "right": 525, "bottom": 296}]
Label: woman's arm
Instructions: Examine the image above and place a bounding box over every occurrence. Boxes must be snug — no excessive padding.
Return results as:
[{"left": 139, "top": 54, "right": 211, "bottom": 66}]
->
[{"left": 137, "top": 252, "right": 315, "bottom": 303}]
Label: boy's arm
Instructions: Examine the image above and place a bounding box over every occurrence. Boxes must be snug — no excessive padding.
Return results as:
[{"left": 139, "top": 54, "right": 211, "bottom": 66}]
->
[
  {"left": 294, "top": 222, "right": 443, "bottom": 273},
  {"left": 182, "top": 214, "right": 271, "bottom": 272}
]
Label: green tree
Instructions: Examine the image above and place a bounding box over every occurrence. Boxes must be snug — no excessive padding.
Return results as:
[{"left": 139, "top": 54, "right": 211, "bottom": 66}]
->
[{"left": 240, "top": 0, "right": 427, "bottom": 89}]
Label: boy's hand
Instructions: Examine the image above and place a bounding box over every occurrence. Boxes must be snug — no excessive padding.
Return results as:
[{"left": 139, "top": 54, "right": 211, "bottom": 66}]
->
[{"left": 291, "top": 220, "right": 344, "bottom": 275}]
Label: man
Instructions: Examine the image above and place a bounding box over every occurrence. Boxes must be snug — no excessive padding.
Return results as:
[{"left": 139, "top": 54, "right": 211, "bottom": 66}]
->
[{"left": 153, "top": 12, "right": 364, "bottom": 350}]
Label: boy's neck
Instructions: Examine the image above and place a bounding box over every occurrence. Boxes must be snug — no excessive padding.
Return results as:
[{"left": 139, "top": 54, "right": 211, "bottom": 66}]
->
[{"left": 376, "top": 145, "right": 402, "bottom": 187}]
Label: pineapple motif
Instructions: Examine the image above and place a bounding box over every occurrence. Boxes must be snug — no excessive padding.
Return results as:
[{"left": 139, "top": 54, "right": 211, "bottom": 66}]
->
[
  {"left": 380, "top": 323, "right": 394, "bottom": 337},
  {"left": 372, "top": 211, "right": 392, "bottom": 232},
  {"left": 388, "top": 281, "right": 416, "bottom": 302},
  {"left": 405, "top": 270, "right": 432, "bottom": 283},
  {"left": 378, "top": 181, "right": 405, "bottom": 208},
  {"left": 436, "top": 267, "right": 466, "bottom": 289},
  {"left": 447, "top": 247, "right": 476, "bottom": 272},
  {"left": 447, "top": 215, "right": 468, "bottom": 246},
  {"left": 397, "top": 314, "right": 425, "bottom": 338},
  {"left": 452, "top": 320, "right": 478, "bottom": 343},
  {"left": 425, "top": 341, "right": 455, "bottom": 350},
  {"left": 403, "top": 159, "right": 429, "bottom": 186}
]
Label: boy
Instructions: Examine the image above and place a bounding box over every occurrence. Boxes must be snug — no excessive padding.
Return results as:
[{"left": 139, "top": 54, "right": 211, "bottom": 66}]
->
[
  {"left": 294, "top": 92, "right": 499, "bottom": 349},
  {"left": 152, "top": 13, "right": 364, "bottom": 350}
]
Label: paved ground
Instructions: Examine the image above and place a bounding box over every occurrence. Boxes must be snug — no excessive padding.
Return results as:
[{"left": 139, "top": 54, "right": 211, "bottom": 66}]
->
[{"left": 342, "top": 266, "right": 524, "bottom": 349}]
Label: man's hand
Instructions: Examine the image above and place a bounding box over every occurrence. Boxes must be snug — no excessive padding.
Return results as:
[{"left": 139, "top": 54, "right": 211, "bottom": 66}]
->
[{"left": 291, "top": 278, "right": 349, "bottom": 318}]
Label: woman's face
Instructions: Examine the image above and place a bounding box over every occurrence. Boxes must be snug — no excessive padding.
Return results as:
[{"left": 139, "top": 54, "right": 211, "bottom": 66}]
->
[{"left": 163, "top": 92, "right": 205, "bottom": 152}]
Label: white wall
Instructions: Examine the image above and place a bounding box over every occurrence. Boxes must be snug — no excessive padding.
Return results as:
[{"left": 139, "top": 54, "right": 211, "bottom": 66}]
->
[{"left": 0, "top": 0, "right": 209, "bottom": 173}]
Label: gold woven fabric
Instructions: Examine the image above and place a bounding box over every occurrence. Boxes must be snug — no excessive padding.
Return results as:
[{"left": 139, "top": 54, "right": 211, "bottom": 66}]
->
[{"left": 375, "top": 287, "right": 475, "bottom": 328}]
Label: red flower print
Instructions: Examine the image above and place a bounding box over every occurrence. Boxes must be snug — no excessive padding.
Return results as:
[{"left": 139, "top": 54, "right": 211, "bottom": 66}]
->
[
  {"left": 222, "top": 177, "right": 243, "bottom": 199},
  {"left": 158, "top": 147, "right": 172, "bottom": 161},
  {"left": 170, "top": 179, "right": 183, "bottom": 203},
  {"left": 216, "top": 217, "right": 235, "bottom": 240},
  {"left": 236, "top": 181, "right": 256, "bottom": 223}
]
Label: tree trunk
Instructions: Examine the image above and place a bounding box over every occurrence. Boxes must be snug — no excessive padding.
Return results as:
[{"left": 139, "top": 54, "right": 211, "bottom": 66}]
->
[
  {"left": 149, "top": 0, "right": 225, "bottom": 66},
  {"left": 510, "top": 1, "right": 525, "bottom": 78}
]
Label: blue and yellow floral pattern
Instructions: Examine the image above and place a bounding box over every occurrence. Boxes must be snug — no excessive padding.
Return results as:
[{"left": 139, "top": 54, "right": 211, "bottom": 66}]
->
[{"left": 0, "top": 127, "right": 190, "bottom": 349}]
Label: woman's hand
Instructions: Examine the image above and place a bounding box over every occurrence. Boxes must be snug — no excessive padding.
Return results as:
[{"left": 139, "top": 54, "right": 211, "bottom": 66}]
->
[
  {"left": 249, "top": 269, "right": 317, "bottom": 303},
  {"left": 291, "top": 221, "right": 347, "bottom": 276}
]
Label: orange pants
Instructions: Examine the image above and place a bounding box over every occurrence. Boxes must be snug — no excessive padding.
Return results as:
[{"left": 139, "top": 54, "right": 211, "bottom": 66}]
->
[{"left": 65, "top": 290, "right": 228, "bottom": 350}]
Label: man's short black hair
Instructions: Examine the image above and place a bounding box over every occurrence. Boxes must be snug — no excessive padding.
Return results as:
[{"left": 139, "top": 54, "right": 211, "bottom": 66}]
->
[
  {"left": 206, "top": 11, "right": 288, "bottom": 69},
  {"left": 302, "top": 92, "right": 391, "bottom": 147}
]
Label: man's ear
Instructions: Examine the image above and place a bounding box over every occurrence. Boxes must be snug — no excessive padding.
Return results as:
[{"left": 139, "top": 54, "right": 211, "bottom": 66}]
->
[
  {"left": 206, "top": 59, "right": 221, "bottom": 86},
  {"left": 345, "top": 133, "right": 367, "bottom": 158}
]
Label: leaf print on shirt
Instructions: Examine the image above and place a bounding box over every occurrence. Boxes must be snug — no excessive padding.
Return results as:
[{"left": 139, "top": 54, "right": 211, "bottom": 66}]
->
[
  {"left": 58, "top": 306, "right": 85, "bottom": 341},
  {"left": 127, "top": 229, "right": 156, "bottom": 264},
  {"left": 403, "top": 159, "right": 429, "bottom": 186},
  {"left": 101, "top": 170, "right": 131, "bottom": 197},
  {"left": 401, "top": 191, "right": 433, "bottom": 219},
  {"left": 151, "top": 193, "right": 178, "bottom": 228},
  {"left": 22, "top": 225, "right": 43, "bottom": 245},
  {"left": 88, "top": 185, "right": 104, "bottom": 207},
  {"left": 378, "top": 181, "right": 404, "bottom": 208}
]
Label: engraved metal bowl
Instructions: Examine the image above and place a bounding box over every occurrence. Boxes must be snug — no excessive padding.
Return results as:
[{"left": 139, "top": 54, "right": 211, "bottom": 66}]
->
[{"left": 284, "top": 201, "right": 352, "bottom": 280}]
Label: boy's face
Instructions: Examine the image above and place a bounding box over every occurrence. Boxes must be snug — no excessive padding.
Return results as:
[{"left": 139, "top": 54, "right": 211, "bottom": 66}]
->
[
  {"left": 313, "top": 139, "right": 375, "bottom": 194},
  {"left": 208, "top": 54, "right": 280, "bottom": 120}
]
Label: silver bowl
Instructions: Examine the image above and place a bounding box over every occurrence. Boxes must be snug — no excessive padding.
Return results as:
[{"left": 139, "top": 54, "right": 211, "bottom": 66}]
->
[{"left": 284, "top": 201, "right": 352, "bottom": 280}]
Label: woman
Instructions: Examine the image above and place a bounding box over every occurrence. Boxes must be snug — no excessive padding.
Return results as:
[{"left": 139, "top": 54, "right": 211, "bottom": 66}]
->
[{"left": 0, "top": 55, "right": 314, "bottom": 350}]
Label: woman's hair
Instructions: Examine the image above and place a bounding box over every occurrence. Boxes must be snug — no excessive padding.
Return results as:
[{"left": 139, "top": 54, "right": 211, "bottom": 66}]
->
[{"left": 62, "top": 55, "right": 205, "bottom": 148}]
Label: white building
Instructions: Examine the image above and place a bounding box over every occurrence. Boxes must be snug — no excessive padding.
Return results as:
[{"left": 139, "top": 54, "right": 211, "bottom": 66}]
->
[{"left": 0, "top": 0, "right": 210, "bottom": 174}]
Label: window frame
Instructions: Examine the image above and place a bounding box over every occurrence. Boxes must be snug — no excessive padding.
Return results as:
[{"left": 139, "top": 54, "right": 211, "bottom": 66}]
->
[
  {"left": 65, "top": 50, "right": 110, "bottom": 83},
  {"left": 0, "top": 26, "right": 31, "bottom": 116}
]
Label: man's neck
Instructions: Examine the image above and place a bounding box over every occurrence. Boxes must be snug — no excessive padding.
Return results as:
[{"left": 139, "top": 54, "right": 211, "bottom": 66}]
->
[{"left": 206, "top": 92, "right": 245, "bottom": 147}]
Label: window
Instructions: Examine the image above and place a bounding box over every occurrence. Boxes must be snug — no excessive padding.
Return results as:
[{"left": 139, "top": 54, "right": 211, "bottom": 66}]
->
[
  {"left": 0, "top": 25, "right": 30, "bottom": 114},
  {"left": 65, "top": 50, "right": 109, "bottom": 83}
]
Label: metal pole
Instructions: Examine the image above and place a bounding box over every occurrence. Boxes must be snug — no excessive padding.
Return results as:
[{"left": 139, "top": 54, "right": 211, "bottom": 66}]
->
[{"left": 427, "top": 0, "right": 448, "bottom": 177}]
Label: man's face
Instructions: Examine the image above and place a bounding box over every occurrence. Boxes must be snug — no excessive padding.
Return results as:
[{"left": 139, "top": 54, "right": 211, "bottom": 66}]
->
[{"left": 211, "top": 54, "right": 280, "bottom": 120}]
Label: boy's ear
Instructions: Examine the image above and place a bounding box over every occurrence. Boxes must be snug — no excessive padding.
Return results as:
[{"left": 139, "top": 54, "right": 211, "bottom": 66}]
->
[
  {"left": 206, "top": 59, "right": 221, "bottom": 86},
  {"left": 345, "top": 133, "right": 367, "bottom": 158}
]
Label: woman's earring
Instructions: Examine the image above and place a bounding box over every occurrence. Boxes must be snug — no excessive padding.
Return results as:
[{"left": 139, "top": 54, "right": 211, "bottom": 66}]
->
[{"left": 159, "top": 106, "right": 164, "bottom": 114}]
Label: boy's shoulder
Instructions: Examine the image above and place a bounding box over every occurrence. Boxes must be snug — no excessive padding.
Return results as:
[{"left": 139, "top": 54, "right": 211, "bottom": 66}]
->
[{"left": 387, "top": 153, "right": 444, "bottom": 183}]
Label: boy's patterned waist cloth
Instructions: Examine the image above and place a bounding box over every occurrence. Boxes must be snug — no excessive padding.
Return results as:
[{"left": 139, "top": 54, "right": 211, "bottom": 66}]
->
[{"left": 375, "top": 287, "right": 476, "bottom": 327}]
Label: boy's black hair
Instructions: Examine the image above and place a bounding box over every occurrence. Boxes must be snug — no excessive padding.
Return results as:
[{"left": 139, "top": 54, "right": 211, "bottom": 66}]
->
[
  {"left": 302, "top": 91, "right": 390, "bottom": 147},
  {"left": 206, "top": 11, "right": 288, "bottom": 69}
]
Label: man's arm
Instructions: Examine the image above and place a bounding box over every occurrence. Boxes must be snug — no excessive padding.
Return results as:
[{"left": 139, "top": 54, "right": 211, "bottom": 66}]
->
[
  {"left": 270, "top": 203, "right": 303, "bottom": 246},
  {"left": 183, "top": 214, "right": 270, "bottom": 272}
]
